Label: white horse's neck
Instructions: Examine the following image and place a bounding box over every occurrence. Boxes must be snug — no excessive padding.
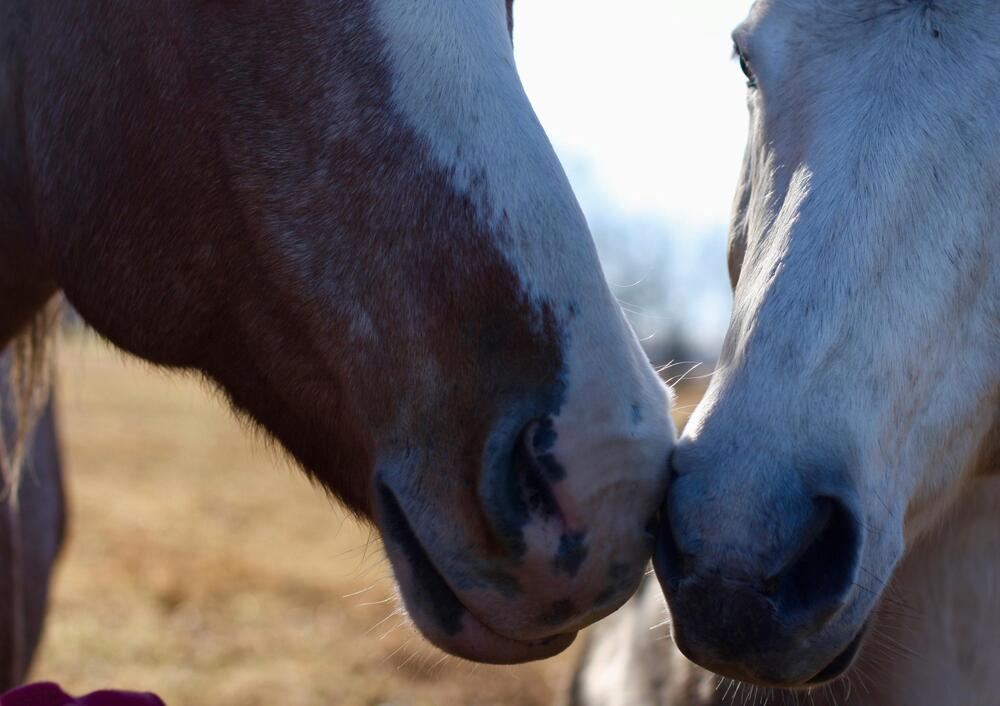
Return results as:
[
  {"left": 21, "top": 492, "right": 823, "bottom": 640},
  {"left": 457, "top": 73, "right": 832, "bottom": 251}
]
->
[{"left": 857, "top": 475, "right": 1000, "bottom": 706}]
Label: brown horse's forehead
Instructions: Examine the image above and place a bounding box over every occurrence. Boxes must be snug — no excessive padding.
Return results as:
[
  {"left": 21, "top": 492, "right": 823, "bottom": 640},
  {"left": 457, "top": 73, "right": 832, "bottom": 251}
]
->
[{"left": 23, "top": 0, "right": 564, "bottom": 513}]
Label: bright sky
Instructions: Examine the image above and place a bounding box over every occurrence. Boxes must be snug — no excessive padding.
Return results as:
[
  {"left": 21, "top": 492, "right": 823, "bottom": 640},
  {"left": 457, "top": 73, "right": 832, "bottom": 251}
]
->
[
  {"left": 514, "top": 0, "right": 753, "bottom": 232},
  {"left": 512, "top": 1, "right": 755, "bottom": 355}
]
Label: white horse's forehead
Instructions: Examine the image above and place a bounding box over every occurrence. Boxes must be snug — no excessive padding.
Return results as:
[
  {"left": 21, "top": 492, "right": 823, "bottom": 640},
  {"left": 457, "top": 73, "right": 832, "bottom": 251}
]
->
[{"left": 746, "top": 0, "right": 1000, "bottom": 51}]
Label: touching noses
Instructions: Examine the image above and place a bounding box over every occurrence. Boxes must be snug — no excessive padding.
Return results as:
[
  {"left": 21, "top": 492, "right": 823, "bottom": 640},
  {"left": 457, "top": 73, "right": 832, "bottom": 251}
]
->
[{"left": 468, "top": 399, "right": 670, "bottom": 636}]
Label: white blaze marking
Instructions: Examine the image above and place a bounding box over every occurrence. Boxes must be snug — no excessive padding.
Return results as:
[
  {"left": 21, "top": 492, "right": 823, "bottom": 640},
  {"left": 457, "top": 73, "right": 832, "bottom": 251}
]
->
[{"left": 373, "top": 0, "right": 597, "bottom": 288}]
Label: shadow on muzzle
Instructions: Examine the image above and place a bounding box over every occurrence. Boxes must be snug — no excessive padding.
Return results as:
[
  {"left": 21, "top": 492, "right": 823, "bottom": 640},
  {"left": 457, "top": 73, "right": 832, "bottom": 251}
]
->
[{"left": 654, "top": 473, "right": 865, "bottom": 686}]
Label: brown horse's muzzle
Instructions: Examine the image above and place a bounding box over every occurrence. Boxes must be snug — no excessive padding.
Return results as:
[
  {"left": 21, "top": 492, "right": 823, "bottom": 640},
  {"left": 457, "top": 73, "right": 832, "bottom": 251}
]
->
[{"left": 374, "top": 401, "right": 671, "bottom": 664}]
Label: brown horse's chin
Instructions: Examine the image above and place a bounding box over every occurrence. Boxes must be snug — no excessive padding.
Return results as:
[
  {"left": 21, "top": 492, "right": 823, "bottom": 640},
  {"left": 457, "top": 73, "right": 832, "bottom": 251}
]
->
[
  {"left": 375, "top": 480, "right": 580, "bottom": 663},
  {"left": 415, "top": 611, "right": 577, "bottom": 666},
  {"left": 382, "top": 537, "right": 578, "bottom": 664}
]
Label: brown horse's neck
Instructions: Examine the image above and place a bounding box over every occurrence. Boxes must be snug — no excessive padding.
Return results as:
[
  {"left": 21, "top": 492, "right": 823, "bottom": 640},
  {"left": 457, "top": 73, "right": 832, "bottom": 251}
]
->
[
  {"left": 0, "top": 232, "right": 56, "bottom": 347},
  {"left": 0, "top": 2, "right": 55, "bottom": 349}
]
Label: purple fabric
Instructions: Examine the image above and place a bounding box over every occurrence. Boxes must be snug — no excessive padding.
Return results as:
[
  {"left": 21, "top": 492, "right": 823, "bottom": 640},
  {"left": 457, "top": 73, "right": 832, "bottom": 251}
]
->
[{"left": 0, "top": 683, "right": 166, "bottom": 706}]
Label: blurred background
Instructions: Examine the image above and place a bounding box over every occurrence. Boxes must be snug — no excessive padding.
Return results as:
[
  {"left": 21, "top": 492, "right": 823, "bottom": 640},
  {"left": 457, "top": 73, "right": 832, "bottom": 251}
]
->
[
  {"left": 29, "top": 2, "right": 752, "bottom": 705},
  {"left": 516, "top": 0, "right": 751, "bottom": 363}
]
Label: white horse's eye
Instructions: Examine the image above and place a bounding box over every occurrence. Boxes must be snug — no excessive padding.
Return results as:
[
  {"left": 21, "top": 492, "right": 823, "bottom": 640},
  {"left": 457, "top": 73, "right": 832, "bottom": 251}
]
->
[{"left": 734, "top": 44, "right": 757, "bottom": 89}]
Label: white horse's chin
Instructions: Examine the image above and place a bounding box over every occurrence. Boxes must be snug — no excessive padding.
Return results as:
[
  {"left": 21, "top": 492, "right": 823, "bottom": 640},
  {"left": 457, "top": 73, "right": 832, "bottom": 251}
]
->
[{"left": 800, "top": 620, "right": 870, "bottom": 687}]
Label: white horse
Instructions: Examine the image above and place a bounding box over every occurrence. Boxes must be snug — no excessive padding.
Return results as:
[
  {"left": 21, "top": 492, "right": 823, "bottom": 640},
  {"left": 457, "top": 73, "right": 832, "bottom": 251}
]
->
[{"left": 572, "top": 0, "right": 999, "bottom": 702}]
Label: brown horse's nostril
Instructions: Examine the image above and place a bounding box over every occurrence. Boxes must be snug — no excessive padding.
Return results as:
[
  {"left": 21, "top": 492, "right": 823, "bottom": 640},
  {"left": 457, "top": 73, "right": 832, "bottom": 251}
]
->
[
  {"left": 516, "top": 419, "right": 566, "bottom": 519},
  {"left": 479, "top": 417, "right": 569, "bottom": 557}
]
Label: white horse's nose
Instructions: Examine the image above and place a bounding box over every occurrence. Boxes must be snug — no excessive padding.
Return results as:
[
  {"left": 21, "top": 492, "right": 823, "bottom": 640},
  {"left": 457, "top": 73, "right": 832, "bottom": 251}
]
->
[{"left": 654, "top": 448, "right": 865, "bottom": 686}]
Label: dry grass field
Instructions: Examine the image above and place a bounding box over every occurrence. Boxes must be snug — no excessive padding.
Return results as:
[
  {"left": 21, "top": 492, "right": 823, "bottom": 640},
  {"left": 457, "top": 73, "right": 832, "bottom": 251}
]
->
[{"left": 28, "top": 333, "right": 705, "bottom": 706}]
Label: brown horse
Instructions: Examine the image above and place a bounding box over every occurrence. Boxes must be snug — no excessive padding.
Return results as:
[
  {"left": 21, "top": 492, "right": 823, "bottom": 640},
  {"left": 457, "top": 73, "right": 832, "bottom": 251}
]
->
[{"left": 0, "top": 0, "right": 674, "bottom": 672}]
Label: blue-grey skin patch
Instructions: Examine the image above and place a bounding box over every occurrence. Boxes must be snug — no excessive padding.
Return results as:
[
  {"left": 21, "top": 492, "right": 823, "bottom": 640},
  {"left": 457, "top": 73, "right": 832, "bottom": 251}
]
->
[
  {"left": 532, "top": 418, "right": 557, "bottom": 453},
  {"left": 531, "top": 419, "right": 566, "bottom": 481},
  {"left": 536, "top": 452, "right": 566, "bottom": 483},
  {"left": 540, "top": 598, "right": 575, "bottom": 627},
  {"left": 594, "top": 561, "right": 637, "bottom": 608},
  {"left": 522, "top": 455, "right": 562, "bottom": 518},
  {"left": 473, "top": 564, "right": 523, "bottom": 599},
  {"left": 479, "top": 379, "right": 567, "bottom": 557},
  {"left": 553, "top": 532, "right": 589, "bottom": 578},
  {"left": 377, "top": 483, "right": 465, "bottom": 636},
  {"left": 631, "top": 403, "right": 643, "bottom": 425}
]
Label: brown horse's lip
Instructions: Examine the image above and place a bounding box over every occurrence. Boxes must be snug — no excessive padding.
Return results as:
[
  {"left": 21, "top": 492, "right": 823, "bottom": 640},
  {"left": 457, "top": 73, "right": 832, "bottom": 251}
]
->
[
  {"left": 375, "top": 480, "right": 577, "bottom": 663},
  {"left": 384, "top": 533, "right": 578, "bottom": 664}
]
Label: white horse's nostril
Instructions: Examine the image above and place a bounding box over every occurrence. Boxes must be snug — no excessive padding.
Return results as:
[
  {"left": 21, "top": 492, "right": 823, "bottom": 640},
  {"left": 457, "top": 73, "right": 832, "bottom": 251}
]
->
[{"left": 770, "top": 496, "right": 862, "bottom": 625}]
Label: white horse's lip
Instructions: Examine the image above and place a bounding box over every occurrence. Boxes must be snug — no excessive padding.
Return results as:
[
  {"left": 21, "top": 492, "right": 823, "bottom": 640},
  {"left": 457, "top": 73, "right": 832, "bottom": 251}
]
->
[{"left": 803, "top": 619, "right": 871, "bottom": 686}]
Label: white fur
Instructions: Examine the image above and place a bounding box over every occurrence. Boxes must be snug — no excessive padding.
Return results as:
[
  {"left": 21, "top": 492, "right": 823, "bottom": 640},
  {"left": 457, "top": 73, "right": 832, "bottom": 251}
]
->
[
  {"left": 717, "top": 0, "right": 1000, "bottom": 568},
  {"left": 573, "top": 0, "right": 999, "bottom": 700}
]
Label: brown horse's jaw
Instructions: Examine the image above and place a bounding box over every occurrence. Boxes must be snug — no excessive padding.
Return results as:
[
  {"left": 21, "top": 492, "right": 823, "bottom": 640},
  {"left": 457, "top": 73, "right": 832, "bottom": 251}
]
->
[
  {"left": 375, "top": 481, "right": 580, "bottom": 663},
  {"left": 381, "top": 526, "right": 577, "bottom": 664}
]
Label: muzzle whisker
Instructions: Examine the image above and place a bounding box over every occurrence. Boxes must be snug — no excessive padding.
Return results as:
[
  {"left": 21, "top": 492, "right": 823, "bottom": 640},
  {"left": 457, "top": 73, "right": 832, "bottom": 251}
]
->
[
  {"left": 342, "top": 575, "right": 395, "bottom": 599},
  {"left": 648, "top": 617, "right": 672, "bottom": 631},
  {"left": 379, "top": 613, "right": 413, "bottom": 642},
  {"left": 359, "top": 596, "right": 396, "bottom": 607},
  {"left": 395, "top": 645, "right": 423, "bottom": 672},
  {"left": 365, "top": 606, "right": 404, "bottom": 636},
  {"left": 610, "top": 273, "right": 652, "bottom": 289},
  {"left": 655, "top": 359, "right": 702, "bottom": 374},
  {"left": 665, "top": 362, "right": 704, "bottom": 388},
  {"left": 730, "top": 678, "right": 744, "bottom": 705},
  {"left": 851, "top": 660, "right": 877, "bottom": 696},
  {"left": 872, "top": 631, "right": 921, "bottom": 660},
  {"left": 617, "top": 303, "right": 670, "bottom": 321},
  {"left": 380, "top": 637, "right": 413, "bottom": 666},
  {"left": 428, "top": 652, "right": 451, "bottom": 675}
]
